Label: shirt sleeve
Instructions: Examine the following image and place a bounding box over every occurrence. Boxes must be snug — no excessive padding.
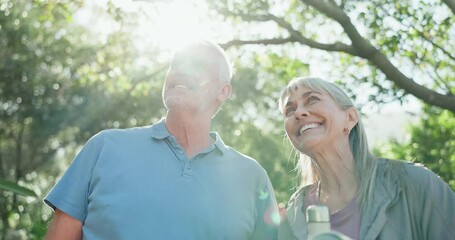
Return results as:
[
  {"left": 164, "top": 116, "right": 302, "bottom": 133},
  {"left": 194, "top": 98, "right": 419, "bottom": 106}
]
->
[
  {"left": 44, "top": 131, "right": 105, "bottom": 223},
  {"left": 278, "top": 217, "right": 298, "bottom": 240},
  {"left": 406, "top": 163, "right": 455, "bottom": 239},
  {"left": 251, "top": 171, "right": 279, "bottom": 240}
]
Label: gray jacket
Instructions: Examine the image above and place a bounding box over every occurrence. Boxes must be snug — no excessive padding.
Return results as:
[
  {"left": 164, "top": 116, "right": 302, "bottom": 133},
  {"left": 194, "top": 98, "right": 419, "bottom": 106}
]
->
[{"left": 278, "top": 159, "right": 455, "bottom": 240}]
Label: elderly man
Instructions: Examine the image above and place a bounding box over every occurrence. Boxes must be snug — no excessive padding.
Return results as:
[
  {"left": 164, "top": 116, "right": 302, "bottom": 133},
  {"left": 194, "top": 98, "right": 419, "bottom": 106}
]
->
[{"left": 44, "top": 41, "right": 279, "bottom": 239}]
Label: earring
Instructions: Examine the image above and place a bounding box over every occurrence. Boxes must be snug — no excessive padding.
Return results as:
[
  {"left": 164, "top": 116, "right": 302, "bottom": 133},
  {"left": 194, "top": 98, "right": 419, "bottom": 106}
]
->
[{"left": 343, "top": 127, "right": 350, "bottom": 135}]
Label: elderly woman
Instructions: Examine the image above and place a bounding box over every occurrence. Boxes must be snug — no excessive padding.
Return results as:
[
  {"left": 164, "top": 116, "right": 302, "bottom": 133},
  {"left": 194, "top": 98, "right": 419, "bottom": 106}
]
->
[{"left": 277, "top": 77, "right": 455, "bottom": 240}]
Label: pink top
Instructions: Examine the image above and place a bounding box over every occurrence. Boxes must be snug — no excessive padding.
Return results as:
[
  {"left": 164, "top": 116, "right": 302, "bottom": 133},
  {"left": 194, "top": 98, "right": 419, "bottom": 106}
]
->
[{"left": 304, "top": 182, "right": 361, "bottom": 240}]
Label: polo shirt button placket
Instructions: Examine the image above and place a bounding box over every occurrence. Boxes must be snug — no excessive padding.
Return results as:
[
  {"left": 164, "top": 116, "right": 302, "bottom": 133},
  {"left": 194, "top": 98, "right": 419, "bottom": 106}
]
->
[
  {"left": 177, "top": 148, "right": 191, "bottom": 176},
  {"left": 181, "top": 161, "right": 192, "bottom": 177}
]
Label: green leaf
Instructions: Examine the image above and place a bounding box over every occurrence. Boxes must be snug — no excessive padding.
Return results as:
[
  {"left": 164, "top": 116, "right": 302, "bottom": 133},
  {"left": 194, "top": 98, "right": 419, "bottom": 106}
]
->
[{"left": 0, "top": 179, "right": 37, "bottom": 197}]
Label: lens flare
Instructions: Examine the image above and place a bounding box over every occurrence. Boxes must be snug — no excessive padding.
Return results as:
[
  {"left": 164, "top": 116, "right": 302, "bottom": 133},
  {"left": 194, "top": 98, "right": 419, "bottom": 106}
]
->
[
  {"left": 258, "top": 190, "right": 269, "bottom": 200},
  {"left": 264, "top": 205, "right": 281, "bottom": 225}
]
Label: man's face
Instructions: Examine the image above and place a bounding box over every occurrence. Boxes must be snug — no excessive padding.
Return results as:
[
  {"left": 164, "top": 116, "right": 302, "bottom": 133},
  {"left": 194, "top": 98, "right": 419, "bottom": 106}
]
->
[{"left": 162, "top": 46, "right": 220, "bottom": 113}]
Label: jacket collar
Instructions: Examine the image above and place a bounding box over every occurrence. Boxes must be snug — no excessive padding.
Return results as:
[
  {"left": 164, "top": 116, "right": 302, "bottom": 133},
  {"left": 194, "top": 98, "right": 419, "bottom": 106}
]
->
[
  {"left": 360, "top": 159, "right": 401, "bottom": 239},
  {"left": 285, "top": 159, "right": 401, "bottom": 239},
  {"left": 286, "top": 185, "right": 312, "bottom": 239}
]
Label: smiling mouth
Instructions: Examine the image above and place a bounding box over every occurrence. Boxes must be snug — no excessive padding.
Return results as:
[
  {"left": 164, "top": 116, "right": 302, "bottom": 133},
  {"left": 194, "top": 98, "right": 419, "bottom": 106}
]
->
[{"left": 298, "top": 123, "right": 320, "bottom": 135}]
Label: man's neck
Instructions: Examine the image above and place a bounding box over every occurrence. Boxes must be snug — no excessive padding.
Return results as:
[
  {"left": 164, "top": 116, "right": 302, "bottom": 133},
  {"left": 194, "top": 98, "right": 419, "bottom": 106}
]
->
[{"left": 165, "top": 111, "right": 214, "bottom": 159}]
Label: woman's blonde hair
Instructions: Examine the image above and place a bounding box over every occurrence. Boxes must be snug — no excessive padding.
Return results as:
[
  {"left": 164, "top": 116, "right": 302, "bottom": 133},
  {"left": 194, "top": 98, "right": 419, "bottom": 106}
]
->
[{"left": 279, "top": 77, "right": 378, "bottom": 209}]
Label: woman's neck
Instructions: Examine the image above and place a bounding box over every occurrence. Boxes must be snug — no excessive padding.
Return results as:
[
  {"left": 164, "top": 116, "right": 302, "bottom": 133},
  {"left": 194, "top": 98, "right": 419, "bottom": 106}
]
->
[{"left": 311, "top": 146, "right": 358, "bottom": 213}]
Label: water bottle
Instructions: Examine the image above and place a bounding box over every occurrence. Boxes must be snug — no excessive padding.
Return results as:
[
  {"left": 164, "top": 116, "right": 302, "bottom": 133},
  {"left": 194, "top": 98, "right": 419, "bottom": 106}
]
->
[
  {"left": 306, "top": 205, "right": 331, "bottom": 239},
  {"left": 306, "top": 205, "right": 352, "bottom": 240}
]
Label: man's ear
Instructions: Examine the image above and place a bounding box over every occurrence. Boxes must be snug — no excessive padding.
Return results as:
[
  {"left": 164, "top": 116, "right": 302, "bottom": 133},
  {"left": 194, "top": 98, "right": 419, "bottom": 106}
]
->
[
  {"left": 346, "top": 107, "right": 358, "bottom": 130},
  {"left": 218, "top": 83, "right": 231, "bottom": 102}
]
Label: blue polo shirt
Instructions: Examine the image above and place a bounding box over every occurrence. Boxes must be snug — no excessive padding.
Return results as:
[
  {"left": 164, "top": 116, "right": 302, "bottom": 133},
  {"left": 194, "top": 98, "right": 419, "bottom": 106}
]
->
[{"left": 45, "top": 119, "right": 279, "bottom": 239}]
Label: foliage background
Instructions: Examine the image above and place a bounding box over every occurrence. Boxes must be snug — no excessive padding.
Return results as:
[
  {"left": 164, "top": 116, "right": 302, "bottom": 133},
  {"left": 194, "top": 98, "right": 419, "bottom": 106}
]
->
[{"left": 0, "top": 0, "right": 453, "bottom": 239}]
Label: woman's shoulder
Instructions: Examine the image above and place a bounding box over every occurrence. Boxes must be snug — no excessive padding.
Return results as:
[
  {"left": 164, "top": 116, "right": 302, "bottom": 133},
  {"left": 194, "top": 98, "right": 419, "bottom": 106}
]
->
[
  {"left": 375, "top": 159, "right": 455, "bottom": 238},
  {"left": 377, "top": 158, "right": 439, "bottom": 180},
  {"left": 377, "top": 158, "right": 451, "bottom": 194}
]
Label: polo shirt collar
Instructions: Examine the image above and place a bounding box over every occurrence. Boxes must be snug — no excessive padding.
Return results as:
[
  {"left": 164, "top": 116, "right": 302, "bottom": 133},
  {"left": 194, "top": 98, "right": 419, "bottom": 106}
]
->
[
  {"left": 150, "top": 119, "right": 170, "bottom": 140},
  {"left": 150, "top": 118, "right": 228, "bottom": 155},
  {"left": 210, "top": 132, "right": 228, "bottom": 155}
]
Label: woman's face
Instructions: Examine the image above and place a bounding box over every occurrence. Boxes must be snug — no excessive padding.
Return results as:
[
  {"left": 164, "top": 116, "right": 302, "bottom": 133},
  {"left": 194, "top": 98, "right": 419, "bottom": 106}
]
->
[{"left": 282, "top": 86, "right": 351, "bottom": 154}]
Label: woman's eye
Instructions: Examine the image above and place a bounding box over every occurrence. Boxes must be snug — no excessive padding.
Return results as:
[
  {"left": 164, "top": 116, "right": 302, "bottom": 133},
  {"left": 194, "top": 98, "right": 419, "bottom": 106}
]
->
[
  {"left": 307, "top": 95, "right": 320, "bottom": 104},
  {"left": 285, "top": 107, "right": 295, "bottom": 117}
]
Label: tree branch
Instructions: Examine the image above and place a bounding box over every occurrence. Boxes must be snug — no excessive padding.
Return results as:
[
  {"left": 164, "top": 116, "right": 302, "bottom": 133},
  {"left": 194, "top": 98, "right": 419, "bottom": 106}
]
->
[
  {"left": 433, "top": 62, "right": 454, "bottom": 95},
  {"left": 302, "top": 0, "right": 455, "bottom": 112},
  {"left": 220, "top": 38, "right": 296, "bottom": 49},
  {"left": 265, "top": 13, "right": 356, "bottom": 54},
  {"left": 376, "top": 3, "right": 455, "bottom": 62},
  {"left": 441, "top": 0, "right": 455, "bottom": 15},
  {"left": 301, "top": 0, "right": 377, "bottom": 57},
  {"left": 211, "top": 0, "right": 455, "bottom": 111},
  {"left": 418, "top": 31, "right": 455, "bottom": 62},
  {"left": 231, "top": 11, "right": 356, "bottom": 54}
]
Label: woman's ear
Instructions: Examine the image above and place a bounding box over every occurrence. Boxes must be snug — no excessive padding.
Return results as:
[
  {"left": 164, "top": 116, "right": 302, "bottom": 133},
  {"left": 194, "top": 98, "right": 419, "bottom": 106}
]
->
[{"left": 346, "top": 107, "right": 358, "bottom": 130}]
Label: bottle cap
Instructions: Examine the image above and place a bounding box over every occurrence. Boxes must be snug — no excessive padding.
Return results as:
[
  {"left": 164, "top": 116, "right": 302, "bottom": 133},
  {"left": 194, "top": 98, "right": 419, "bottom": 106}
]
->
[{"left": 306, "top": 205, "right": 330, "bottom": 222}]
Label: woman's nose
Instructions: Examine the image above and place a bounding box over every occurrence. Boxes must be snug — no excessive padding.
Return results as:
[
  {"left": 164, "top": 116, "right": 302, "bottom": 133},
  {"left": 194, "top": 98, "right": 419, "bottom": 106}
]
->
[{"left": 294, "top": 105, "right": 309, "bottom": 118}]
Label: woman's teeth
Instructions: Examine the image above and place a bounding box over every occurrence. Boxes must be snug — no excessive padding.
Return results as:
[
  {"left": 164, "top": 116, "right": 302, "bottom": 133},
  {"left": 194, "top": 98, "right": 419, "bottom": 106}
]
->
[{"left": 299, "top": 123, "right": 319, "bottom": 135}]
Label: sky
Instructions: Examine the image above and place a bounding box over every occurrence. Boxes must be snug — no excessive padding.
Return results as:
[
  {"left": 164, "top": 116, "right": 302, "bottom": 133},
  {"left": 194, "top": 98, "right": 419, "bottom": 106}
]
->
[{"left": 363, "top": 109, "right": 417, "bottom": 146}]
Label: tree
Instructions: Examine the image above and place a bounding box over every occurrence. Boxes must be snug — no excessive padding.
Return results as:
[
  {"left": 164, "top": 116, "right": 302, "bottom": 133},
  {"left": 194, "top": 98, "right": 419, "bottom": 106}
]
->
[
  {"left": 0, "top": 0, "right": 167, "bottom": 238},
  {"left": 0, "top": 180, "right": 36, "bottom": 197},
  {"left": 374, "top": 105, "right": 455, "bottom": 189},
  {"left": 207, "top": 0, "right": 455, "bottom": 112},
  {"left": 0, "top": 0, "right": 88, "bottom": 236}
]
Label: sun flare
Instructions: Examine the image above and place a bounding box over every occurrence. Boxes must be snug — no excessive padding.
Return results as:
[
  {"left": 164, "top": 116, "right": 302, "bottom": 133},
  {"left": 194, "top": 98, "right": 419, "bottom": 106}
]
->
[
  {"left": 80, "top": 0, "right": 225, "bottom": 51},
  {"left": 147, "top": 0, "right": 213, "bottom": 49}
]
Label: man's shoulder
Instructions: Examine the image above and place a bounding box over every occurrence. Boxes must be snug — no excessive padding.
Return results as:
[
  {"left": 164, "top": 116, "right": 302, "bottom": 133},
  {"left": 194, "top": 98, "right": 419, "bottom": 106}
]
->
[
  {"left": 97, "top": 125, "right": 153, "bottom": 138},
  {"left": 84, "top": 125, "right": 154, "bottom": 148},
  {"left": 223, "top": 145, "right": 254, "bottom": 160},
  {"left": 224, "top": 146, "right": 258, "bottom": 162},
  {"left": 222, "top": 146, "right": 269, "bottom": 173}
]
